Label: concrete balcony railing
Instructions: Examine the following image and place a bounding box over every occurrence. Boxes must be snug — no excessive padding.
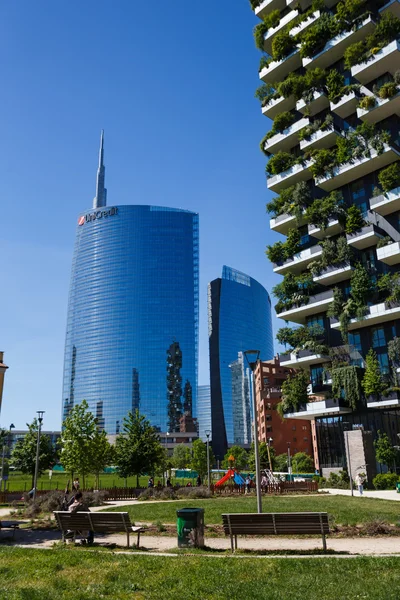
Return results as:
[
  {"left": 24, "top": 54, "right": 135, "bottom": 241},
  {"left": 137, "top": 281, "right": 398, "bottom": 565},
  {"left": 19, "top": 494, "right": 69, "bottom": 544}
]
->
[
  {"left": 330, "top": 90, "right": 360, "bottom": 119},
  {"left": 264, "top": 117, "right": 310, "bottom": 154},
  {"left": 302, "top": 16, "right": 376, "bottom": 70},
  {"left": 259, "top": 47, "right": 302, "bottom": 84},
  {"left": 357, "top": 90, "right": 400, "bottom": 123},
  {"left": 285, "top": 398, "right": 353, "bottom": 420},
  {"left": 313, "top": 261, "right": 354, "bottom": 285},
  {"left": 276, "top": 289, "right": 334, "bottom": 324},
  {"left": 263, "top": 9, "right": 299, "bottom": 53},
  {"left": 300, "top": 125, "right": 341, "bottom": 151},
  {"left": 296, "top": 91, "right": 329, "bottom": 116},
  {"left": 330, "top": 301, "right": 400, "bottom": 331},
  {"left": 346, "top": 223, "right": 385, "bottom": 249},
  {"left": 254, "top": 0, "right": 287, "bottom": 20},
  {"left": 377, "top": 241, "right": 400, "bottom": 265},
  {"left": 379, "top": 0, "right": 400, "bottom": 19},
  {"left": 308, "top": 218, "right": 343, "bottom": 239},
  {"left": 315, "top": 145, "right": 400, "bottom": 192},
  {"left": 370, "top": 186, "right": 400, "bottom": 216},
  {"left": 366, "top": 389, "right": 400, "bottom": 409},
  {"left": 270, "top": 210, "right": 306, "bottom": 235},
  {"left": 352, "top": 40, "right": 400, "bottom": 85},
  {"left": 262, "top": 94, "right": 296, "bottom": 119},
  {"left": 272, "top": 243, "right": 322, "bottom": 275},
  {"left": 267, "top": 159, "right": 312, "bottom": 193},
  {"left": 289, "top": 9, "right": 322, "bottom": 38},
  {"left": 279, "top": 348, "right": 330, "bottom": 369}
]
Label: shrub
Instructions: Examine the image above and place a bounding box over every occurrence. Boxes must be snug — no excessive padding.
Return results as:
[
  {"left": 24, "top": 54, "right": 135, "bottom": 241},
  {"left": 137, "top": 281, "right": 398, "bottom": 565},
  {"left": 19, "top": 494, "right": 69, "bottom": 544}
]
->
[
  {"left": 278, "top": 73, "right": 308, "bottom": 100},
  {"left": 372, "top": 473, "right": 399, "bottom": 490},
  {"left": 358, "top": 95, "right": 376, "bottom": 110},
  {"left": 266, "top": 241, "right": 286, "bottom": 264},
  {"left": 266, "top": 151, "right": 296, "bottom": 176},
  {"left": 272, "top": 111, "right": 296, "bottom": 134},
  {"left": 138, "top": 488, "right": 178, "bottom": 501},
  {"left": 255, "top": 83, "right": 277, "bottom": 106},
  {"left": 175, "top": 487, "right": 212, "bottom": 499},
  {"left": 377, "top": 236, "right": 392, "bottom": 249},
  {"left": 345, "top": 205, "right": 365, "bottom": 234},
  {"left": 379, "top": 81, "right": 398, "bottom": 99},
  {"left": 299, "top": 13, "right": 339, "bottom": 59},
  {"left": 326, "top": 70, "right": 345, "bottom": 102},
  {"left": 344, "top": 41, "right": 366, "bottom": 69},
  {"left": 366, "top": 13, "right": 400, "bottom": 51},
  {"left": 271, "top": 30, "right": 296, "bottom": 61},
  {"left": 378, "top": 162, "right": 400, "bottom": 192},
  {"left": 309, "top": 148, "right": 337, "bottom": 178},
  {"left": 259, "top": 55, "right": 273, "bottom": 72}
]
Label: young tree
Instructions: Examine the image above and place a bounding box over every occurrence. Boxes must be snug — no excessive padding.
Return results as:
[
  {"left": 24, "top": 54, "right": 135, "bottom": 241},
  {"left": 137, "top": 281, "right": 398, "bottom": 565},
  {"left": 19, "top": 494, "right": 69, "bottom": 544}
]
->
[
  {"left": 190, "top": 439, "right": 214, "bottom": 479},
  {"left": 274, "top": 453, "right": 289, "bottom": 472},
  {"left": 90, "top": 429, "right": 114, "bottom": 489},
  {"left": 362, "top": 349, "right": 386, "bottom": 399},
  {"left": 249, "top": 442, "right": 276, "bottom": 471},
  {"left": 292, "top": 452, "right": 314, "bottom": 474},
  {"left": 11, "top": 419, "right": 57, "bottom": 487},
  {"left": 61, "top": 400, "right": 107, "bottom": 488},
  {"left": 221, "top": 445, "right": 248, "bottom": 470},
  {"left": 172, "top": 444, "right": 192, "bottom": 470},
  {"left": 114, "top": 409, "right": 164, "bottom": 486},
  {"left": 374, "top": 430, "right": 397, "bottom": 471}
]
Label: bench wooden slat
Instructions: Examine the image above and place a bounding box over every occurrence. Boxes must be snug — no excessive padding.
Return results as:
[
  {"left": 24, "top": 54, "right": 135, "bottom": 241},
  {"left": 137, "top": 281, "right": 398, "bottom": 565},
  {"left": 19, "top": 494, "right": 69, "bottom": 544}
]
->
[
  {"left": 222, "top": 512, "right": 329, "bottom": 552},
  {"left": 53, "top": 511, "right": 144, "bottom": 548}
]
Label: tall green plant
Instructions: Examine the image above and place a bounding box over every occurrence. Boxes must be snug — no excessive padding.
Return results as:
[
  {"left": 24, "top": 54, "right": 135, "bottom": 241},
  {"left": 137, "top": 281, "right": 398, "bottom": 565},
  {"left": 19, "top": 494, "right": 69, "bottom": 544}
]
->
[
  {"left": 278, "top": 370, "right": 309, "bottom": 417},
  {"left": 362, "top": 349, "right": 387, "bottom": 399},
  {"left": 331, "top": 366, "right": 361, "bottom": 409}
]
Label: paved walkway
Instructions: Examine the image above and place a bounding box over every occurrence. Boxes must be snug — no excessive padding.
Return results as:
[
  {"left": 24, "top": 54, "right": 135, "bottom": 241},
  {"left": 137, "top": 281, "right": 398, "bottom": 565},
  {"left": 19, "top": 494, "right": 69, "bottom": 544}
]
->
[{"left": 321, "top": 488, "right": 400, "bottom": 501}]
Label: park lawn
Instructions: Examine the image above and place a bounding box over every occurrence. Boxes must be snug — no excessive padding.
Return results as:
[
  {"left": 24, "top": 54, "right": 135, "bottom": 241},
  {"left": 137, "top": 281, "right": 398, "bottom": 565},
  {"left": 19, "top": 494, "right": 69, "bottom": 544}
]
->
[
  {"left": 4, "top": 472, "right": 195, "bottom": 493},
  {"left": 110, "top": 494, "right": 400, "bottom": 527},
  {"left": 1, "top": 548, "right": 400, "bottom": 599}
]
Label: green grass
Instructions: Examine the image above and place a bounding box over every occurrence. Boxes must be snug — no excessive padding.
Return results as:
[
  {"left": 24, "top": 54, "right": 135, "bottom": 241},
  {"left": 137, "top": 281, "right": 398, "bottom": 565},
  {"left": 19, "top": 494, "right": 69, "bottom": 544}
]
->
[
  {"left": 4, "top": 472, "right": 195, "bottom": 492},
  {"left": 1, "top": 547, "right": 400, "bottom": 599},
  {"left": 110, "top": 494, "right": 400, "bottom": 527}
]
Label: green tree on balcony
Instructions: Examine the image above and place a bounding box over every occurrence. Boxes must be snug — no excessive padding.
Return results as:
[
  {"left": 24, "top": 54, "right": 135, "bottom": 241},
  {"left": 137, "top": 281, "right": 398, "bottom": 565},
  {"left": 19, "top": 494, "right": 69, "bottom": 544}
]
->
[{"left": 362, "top": 349, "right": 387, "bottom": 400}]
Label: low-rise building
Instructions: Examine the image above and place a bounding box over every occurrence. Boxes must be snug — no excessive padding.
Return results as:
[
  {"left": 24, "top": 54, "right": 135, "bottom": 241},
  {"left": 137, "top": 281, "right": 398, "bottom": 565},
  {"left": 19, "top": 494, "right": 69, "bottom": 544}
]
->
[{"left": 254, "top": 356, "right": 313, "bottom": 459}]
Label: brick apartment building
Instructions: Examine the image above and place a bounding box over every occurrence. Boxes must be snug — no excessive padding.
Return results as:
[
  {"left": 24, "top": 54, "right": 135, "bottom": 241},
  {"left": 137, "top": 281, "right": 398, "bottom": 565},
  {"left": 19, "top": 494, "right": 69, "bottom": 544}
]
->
[{"left": 254, "top": 357, "right": 313, "bottom": 459}]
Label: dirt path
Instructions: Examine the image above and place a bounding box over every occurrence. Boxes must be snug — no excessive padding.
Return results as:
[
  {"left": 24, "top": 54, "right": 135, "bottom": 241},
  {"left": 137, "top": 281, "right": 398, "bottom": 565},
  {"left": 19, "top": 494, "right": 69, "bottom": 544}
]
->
[{"left": 3, "top": 527, "right": 400, "bottom": 555}]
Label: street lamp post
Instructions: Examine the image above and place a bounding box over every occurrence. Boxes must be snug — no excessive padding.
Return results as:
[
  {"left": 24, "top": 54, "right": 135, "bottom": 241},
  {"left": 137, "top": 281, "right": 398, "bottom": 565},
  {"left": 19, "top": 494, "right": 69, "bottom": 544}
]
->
[
  {"left": 1, "top": 424, "right": 15, "bottom": 492},
  {"left": 287, "top": 442, "right": 292, "bottom": 482},
  {"left": 244, "top": 350, "right": 262, "bottom": 514},
  {"left": 205, "top": 430, "right": 211, "bottom": 492},
  {"left": 164, "top": 431, "right": 169, "bottom": 487},
  {"left": 33, "top": 411, "right": 45, "bottom": 501},
  {"left": 267, "top": 437, "right": 273, "bottom": 472}
]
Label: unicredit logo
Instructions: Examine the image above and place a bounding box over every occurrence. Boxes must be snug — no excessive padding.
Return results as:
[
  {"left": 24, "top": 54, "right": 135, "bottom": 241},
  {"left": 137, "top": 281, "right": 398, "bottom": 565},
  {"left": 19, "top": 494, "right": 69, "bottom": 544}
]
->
[{"left": 78, "top": 207, "right": 118, "bottom": 226}]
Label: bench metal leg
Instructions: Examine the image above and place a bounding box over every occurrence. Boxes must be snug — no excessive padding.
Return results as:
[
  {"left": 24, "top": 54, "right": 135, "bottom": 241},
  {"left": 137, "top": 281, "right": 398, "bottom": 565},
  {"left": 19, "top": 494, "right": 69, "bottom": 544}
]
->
[
  {"left": 322, "top": 534, "right": 327, "bottom": 552},
  {"left": 137, "top": 531, "right": 141, "bottom": 548},
  {"left": 235, "top": 535, "right": 237, "bottom": 550},
  {"left": 127, "top": 532, "right": 130, "bottom": 548},
  {"left": 230, "top": 535, "right": 234, "bottom": 553}
]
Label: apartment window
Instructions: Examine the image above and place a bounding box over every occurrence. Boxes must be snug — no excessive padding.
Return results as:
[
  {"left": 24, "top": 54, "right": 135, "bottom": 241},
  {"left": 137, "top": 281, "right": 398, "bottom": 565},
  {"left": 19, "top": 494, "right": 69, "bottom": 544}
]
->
[
  {"left": 378, "top": 353, "right": 390, "bottom": 375},
  {"left": 350, "top": 180, "right": 368, "bottom": 215},
  {"left": 304, "top": 437, "right": 308, "bottom": 442},
  {"left": 310, "top": 365, "right": 323, "bottom": 387},
  {"left": 292, "top": 426, "right": 296, "bottom": 431},
  {"left": 293, "top": 437, "right": 297, "bottom": 442},
  {"left": 265, "top": 414, "right": 272, "bottom": 421},
  {"left": 307, "top": 315, "right": 324, "bottom": 329},
  {"left": 302, "top": 426, "right": 307, "bottom": 431},
  {"left": 372, "top": 327, "right": 386, "bottom": 349},
  {"left": 348, "top": 332, "right": 362, "bottom": 352},
  {"left": 267, "top": 426, "right": 272, "bottom": 433}
]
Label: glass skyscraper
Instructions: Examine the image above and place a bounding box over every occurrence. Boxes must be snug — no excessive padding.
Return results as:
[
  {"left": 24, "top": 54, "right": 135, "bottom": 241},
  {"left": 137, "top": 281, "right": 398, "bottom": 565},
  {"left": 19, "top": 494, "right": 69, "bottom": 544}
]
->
[
  {"left": 62, "top": 134, "right": 199, "bottom": 433},
  {"left": 197, "top": 385, "right": 211, "bottom": 442},
  {"left": 208, "top": 266, "right": 274, "bottom": 459}
]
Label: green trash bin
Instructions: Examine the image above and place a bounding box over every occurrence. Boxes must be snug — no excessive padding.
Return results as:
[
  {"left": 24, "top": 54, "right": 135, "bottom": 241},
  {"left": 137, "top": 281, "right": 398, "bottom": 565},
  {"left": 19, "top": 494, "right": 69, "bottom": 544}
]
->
[
  {"left": 396, "top": 482, "right": 400, "bottom": 493},
  {"left": 176, "top": 508, "right": 205, "bottom": 548}
]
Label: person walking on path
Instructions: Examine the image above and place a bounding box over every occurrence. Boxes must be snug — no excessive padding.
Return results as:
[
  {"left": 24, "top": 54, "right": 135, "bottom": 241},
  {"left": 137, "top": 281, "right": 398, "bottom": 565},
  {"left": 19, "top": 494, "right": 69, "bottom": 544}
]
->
[
  {"left": 196, "top": 475, "right": 202, "bottom": 487},
  {"left": 355, "top": 472, "right": 366, "bottom": 496},
  {"left": 245, "top": 475, "right": 251, "bottom": 494}
]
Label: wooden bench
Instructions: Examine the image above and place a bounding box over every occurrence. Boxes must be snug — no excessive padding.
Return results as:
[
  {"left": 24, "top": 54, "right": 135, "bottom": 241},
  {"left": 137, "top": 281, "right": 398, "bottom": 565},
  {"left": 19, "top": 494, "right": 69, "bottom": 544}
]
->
[
  {"left": 0, "top": 520, "right": 20, "bottom": 539},
  {"left": 222, "top": 512, "right": 330, "bottom": 552},
  {"left": 54, "top": 511, "right": 144, "bottom": 548}
]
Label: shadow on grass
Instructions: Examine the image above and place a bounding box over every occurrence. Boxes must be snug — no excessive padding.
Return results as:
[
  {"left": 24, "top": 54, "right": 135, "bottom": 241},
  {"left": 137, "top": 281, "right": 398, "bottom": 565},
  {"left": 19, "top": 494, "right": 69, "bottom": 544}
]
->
[{"left": 167, "top": 546, "right": 352, "bottom": 556}]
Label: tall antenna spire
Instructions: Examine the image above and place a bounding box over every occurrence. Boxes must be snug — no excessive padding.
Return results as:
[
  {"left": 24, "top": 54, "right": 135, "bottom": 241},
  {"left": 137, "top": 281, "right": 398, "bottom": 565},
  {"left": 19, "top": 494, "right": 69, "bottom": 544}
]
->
[{"left": 93, "top": 130, "right": 107, "bottom": 208}]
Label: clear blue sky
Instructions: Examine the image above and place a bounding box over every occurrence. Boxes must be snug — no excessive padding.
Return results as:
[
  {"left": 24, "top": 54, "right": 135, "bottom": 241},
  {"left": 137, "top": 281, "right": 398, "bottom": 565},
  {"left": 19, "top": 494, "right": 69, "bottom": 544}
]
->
[{"left": 0, "top": 0, "right": 283, "bottom": 430}]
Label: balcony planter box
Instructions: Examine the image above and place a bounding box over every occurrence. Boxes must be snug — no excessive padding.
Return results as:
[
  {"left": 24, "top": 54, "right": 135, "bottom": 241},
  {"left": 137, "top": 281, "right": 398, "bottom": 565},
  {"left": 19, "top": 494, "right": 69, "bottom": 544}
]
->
[
  {"left": 276, "top": 289, "right": 334, "bottom": 324},
  {"left": 313, "top": 261, "right": 354, "bottom": 285},
  {"left": 272, "top": 243, "right": 322, "bottom": 274},
  {"left": 357, "top": 90, "right": 400, "bottom": 123},
  {"left": 284, "top": 397, "right": 352, "bottom": 419},
  {"left": 262, "top": 95, "right": 296, "bottom": 119},
  {"left": 377, "top": 241, "right": 400, "bottom": 265},
  {"left": 263, "top": 9, "right": 299, "bottom": 54},
  {"left": 296, "top": 91, "right": 329, "bottom": 116},
  {"left": 267, "top": 159, "right": 312, "bottom": 193},
  {"left": 254, "top": 0, "right": 287, "bottom": 19},
  {"left": 352, "top": 40, "right": 400, "bottom": 84},
  {"left": 260, "top": 47, "right": 301, "bottom": 84},
  {"left": 264, "top": 117, "right": 310, "bottom": 154},
  {"left": 346, "top": 223, "right": 384, "bottom": 249},
  {"left": 370, "top": 186, "right": 400, "bottom": 216},
  {"left": 366, "top": 390, "right": 400, "bottom": 408}
]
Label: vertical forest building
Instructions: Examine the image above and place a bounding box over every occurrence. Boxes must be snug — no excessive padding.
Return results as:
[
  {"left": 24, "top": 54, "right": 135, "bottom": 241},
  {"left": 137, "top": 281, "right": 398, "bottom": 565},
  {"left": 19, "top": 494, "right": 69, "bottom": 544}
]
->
[{"left": 250, "top": 0, "right": 400, "bottom": 476}]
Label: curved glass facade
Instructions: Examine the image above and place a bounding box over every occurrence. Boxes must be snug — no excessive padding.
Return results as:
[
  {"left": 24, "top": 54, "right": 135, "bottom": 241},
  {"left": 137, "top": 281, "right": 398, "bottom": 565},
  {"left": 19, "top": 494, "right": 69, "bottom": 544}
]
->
[
  {"left": 208, "top": 266, "right": 273, "bottom": 459},
  {"left": 62, "top": 205, "right": 199, "bottom": 433}
]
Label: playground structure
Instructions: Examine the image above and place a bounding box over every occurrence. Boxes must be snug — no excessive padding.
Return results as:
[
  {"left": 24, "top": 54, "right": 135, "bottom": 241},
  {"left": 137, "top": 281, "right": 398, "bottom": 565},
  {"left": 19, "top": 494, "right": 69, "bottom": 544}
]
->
[{"left": 214, "top": 468, "right": 280, "bottom": 489}]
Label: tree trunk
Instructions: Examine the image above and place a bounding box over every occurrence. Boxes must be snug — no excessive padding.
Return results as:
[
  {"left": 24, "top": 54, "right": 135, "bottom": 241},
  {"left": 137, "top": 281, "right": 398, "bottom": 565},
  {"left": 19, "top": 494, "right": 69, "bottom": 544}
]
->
[{"left": 136, "top": 474, "right": 139, "bottom": 487}]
